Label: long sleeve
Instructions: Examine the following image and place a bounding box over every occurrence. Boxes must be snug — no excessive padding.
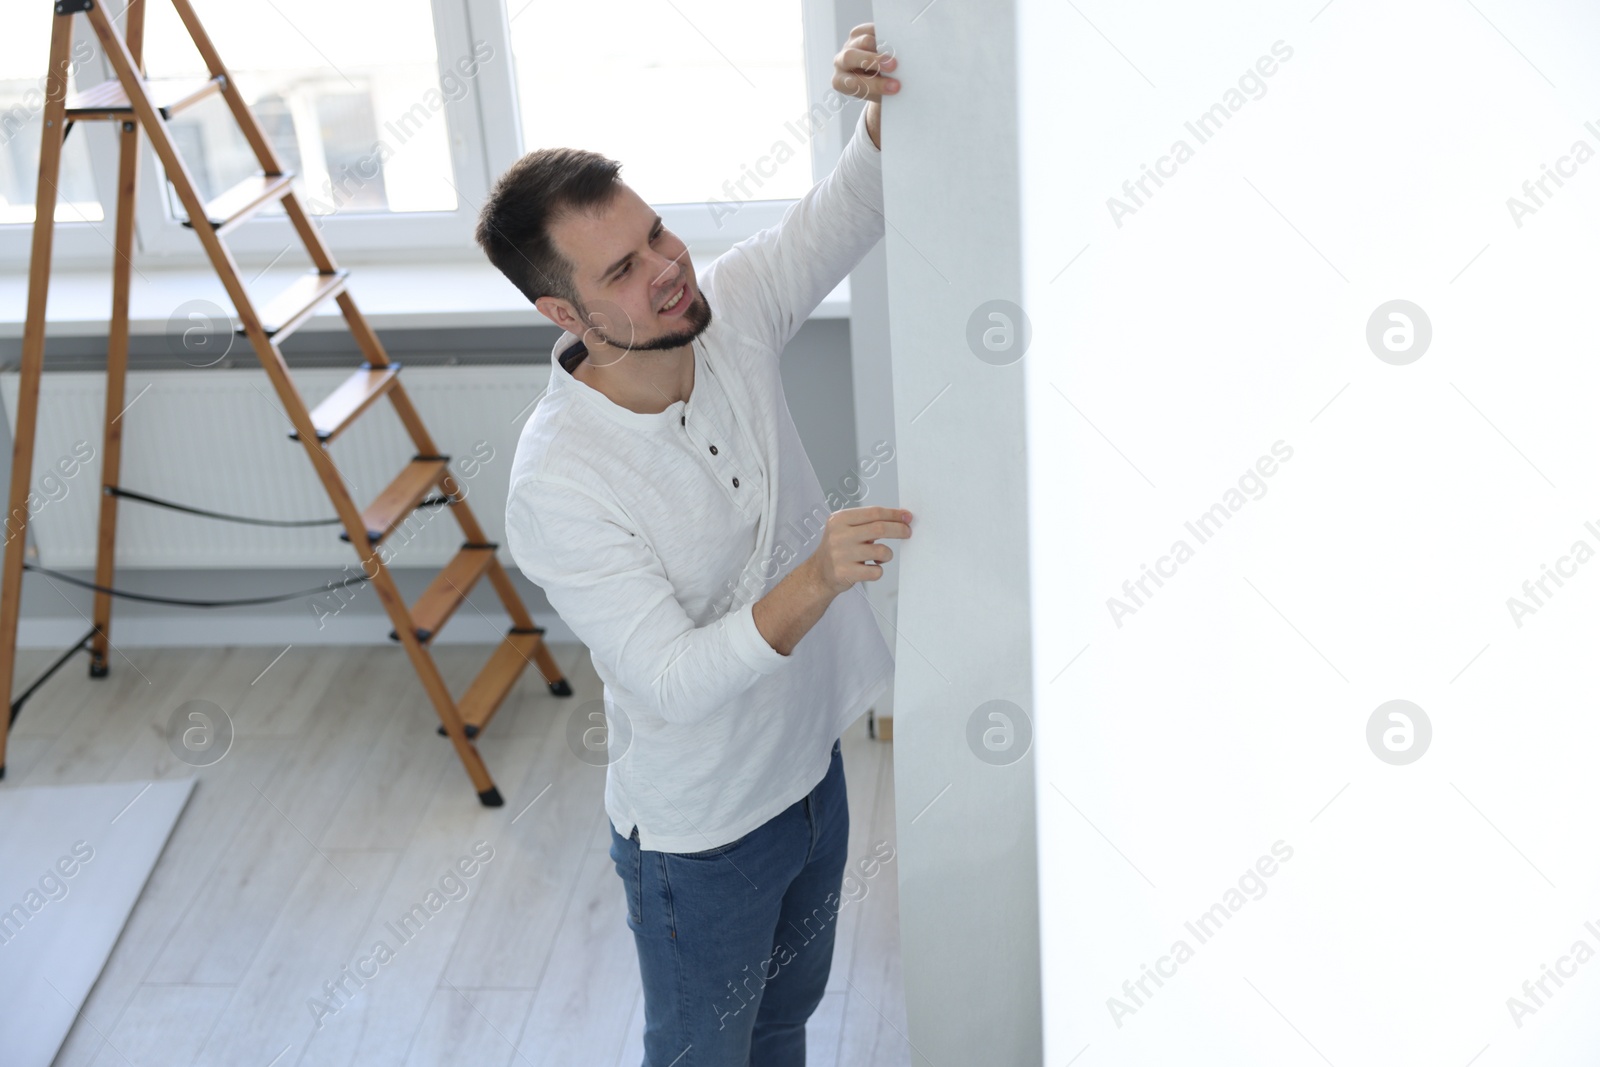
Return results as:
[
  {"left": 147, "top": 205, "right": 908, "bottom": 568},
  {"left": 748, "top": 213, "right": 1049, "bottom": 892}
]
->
[
  {"left": 705, "top": 105, "right": 885, "bottom": 353},
  {"left": 505, "top": 472, "right": 789, "bottom": 726}
]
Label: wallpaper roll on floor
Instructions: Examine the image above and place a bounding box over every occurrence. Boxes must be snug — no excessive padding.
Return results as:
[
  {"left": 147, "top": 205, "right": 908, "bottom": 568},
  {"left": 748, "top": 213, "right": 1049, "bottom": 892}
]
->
[{"left": 0, "top": 777, "right": 196, "bottom": 1067}]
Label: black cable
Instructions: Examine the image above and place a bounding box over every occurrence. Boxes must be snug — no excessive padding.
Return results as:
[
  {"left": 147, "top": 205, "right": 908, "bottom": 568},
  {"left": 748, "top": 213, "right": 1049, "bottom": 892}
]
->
[
  {"left": 5, "top": 484, "right": 456, "bottom": 717},
  {"left": 106, "top": 485, "right": 341, "bottom": 526},
  {"left": 105, "top": 485, "right": 453, "bottom": 527},
  {"left": 23, "top": 562, "right": 371, "bottom": 608}
]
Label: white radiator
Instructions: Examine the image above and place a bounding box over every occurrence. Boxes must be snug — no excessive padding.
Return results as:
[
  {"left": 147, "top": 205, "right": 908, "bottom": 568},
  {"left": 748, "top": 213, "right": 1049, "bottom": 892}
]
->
[{"left": 0, "top": 363, "right": 551, "bottom": 570}]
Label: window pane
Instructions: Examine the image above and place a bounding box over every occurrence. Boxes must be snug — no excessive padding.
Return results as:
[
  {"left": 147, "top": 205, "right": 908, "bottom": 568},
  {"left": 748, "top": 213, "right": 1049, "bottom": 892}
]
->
[
  {"left": 0, "top": 10, "right": 104, "bottom": 225},
  {"left": 506, "top": 1, "right": 812, "bottom": 207},
  {"left": 142, "top": 0, "right": 457, "bottom": 218}
]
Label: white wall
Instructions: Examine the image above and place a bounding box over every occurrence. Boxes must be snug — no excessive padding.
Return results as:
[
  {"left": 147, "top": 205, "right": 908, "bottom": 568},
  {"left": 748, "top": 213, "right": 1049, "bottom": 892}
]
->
[{"left": 1023, "top": 1, "right": 1600, "bottom": 1063}]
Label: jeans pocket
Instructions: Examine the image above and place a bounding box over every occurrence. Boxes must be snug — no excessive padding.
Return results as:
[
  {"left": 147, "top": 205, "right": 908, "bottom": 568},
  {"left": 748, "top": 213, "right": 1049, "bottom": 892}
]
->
[{"left": 673, "top": 829, "right": 752, "bottom": 860}]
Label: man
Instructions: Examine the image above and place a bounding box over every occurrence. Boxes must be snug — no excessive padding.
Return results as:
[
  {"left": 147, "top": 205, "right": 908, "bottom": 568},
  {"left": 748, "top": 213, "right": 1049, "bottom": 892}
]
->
[{"left": 477, "top": 24, "right": 909, "bottom": 1065}]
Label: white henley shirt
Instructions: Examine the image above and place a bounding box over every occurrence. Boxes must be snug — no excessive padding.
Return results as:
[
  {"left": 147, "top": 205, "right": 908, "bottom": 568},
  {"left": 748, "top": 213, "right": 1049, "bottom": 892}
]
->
[{"left": 504, "top": 106, "right": 895, "bottom": 853}]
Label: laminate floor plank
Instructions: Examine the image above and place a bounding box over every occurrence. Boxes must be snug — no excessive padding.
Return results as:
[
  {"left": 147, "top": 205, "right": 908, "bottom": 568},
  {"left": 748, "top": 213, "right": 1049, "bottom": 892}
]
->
[
  {"left": 436, "top": 727, "right": 606, "bottom": 989},
  {"left": 303, "top": 725, "right": 554, "bottom": 1067},
  {"left": 827, "top": 717, "right": 885, "bottom": 999},
  {"left": 510, "top": 850, "right": 639, "bottom": 1066},
  {"left": 143, "top": 648, "right": 399, "bottom": 985},
  {"left": 613, "top": 989, "right": 645, "bottom": 1067},
  {"left": 807, "top": 989, "right": 847, "bottom": 1067},
  {"left": 318, "top": 681, "right": 454, "bottom": 853},
  {"left": 229, "top": 644, "right": 349, "bottom": 740},
  {"left": 18, "top": 649, "right": 198, "bottom": 787},
  {"left": 400, "top": 987, "right": 530, "bottom": 1067},
  {"left": 0, "top": 736, "right": 51, "bottom": 787},
  {"left": 835, "top": 747, "right": 913, "bottom": 1066},
  {"left": 190, "top": 847, "right": 401, "bottom": 1067},
  {"left": 88, "top": 983, "right": 234, "bottom": 1067}
]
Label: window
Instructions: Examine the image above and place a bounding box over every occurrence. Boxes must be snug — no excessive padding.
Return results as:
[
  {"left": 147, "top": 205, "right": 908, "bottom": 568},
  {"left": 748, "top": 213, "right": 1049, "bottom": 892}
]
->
[
  {"left": 142, "top": 0, "right": 458, "bottom": 219},
  {"left": 0, "top": 11, "right": 103, "bottom": 225},
  {"left": 0, "top": 0, "right": 826, "bottom": 273},
  {"left": 503, "top": 1, "right": 811, "bottom": 206}
]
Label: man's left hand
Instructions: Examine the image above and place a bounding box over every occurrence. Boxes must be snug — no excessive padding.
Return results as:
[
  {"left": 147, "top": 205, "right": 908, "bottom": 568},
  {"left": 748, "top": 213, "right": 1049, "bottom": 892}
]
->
[{"left": 833, "top": 23, "right": 898, "bottom": 150}]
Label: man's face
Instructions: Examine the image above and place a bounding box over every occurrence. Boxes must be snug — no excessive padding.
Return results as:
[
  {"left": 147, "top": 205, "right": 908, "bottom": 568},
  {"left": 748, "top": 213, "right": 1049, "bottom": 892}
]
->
[{"left": 541, "top": 184, "right": 711, "bottom": 356}]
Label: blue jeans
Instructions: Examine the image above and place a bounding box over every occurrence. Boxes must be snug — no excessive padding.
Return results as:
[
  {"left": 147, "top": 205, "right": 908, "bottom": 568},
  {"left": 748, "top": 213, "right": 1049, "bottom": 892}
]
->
[{"left": 609, "top": 739, "right": 848, "bottom": 1066}]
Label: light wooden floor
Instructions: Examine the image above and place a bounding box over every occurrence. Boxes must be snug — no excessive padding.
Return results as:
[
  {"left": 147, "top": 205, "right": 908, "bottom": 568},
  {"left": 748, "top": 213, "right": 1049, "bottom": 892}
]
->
[{"left": 2, "top": 641, "right": 911, "bottom": 1067}]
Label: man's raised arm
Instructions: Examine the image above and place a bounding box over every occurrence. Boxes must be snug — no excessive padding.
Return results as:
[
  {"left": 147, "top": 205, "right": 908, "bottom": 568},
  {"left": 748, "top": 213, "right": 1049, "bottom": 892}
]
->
[{"left": 703, "top": 27, "right": 898, "bottom": 353}]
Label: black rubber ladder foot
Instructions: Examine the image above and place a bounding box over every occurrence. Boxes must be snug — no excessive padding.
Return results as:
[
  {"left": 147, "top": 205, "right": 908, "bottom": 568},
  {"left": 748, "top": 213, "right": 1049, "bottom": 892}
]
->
[
  {"left": 503, "top": 625, "right": 569, "bottom": 696},
  {"left": 477, "top": 786, "right": 504, "bottom": 808},
  {"left": 437, "top": 722, "right": 480, "bottom": 739},
  {"left": 88, "top": 660, "right": 109, "bottom": 678}
]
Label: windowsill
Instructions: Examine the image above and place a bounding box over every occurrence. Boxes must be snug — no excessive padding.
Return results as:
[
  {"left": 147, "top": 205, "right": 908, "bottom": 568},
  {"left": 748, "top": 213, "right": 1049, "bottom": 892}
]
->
[{"left": 0, "top": 249, "right": 852, "bottom": 340}]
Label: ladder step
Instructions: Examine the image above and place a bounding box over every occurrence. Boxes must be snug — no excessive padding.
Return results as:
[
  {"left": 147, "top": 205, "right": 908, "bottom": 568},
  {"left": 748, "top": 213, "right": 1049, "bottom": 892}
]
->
[
  {"left": 182, "top": 172, "right": 295, "bottom": 236},
  {"left": 340, "top": 456, "right": 450, "bottom": 545},
  {"left": 289, "top": 362, "right": 401, "bottom": 444},
  {"left": 458, "top": 629, "right": 540, "bottom": 731},
  {"left": 66, "top": 75, "right": 224, "bottom": 120},
  {"left": 244, "top": 269, "right": 350, "bottom": 342},
  {"left": 390, "top": 543, "right": 498, "bottom": 644}
]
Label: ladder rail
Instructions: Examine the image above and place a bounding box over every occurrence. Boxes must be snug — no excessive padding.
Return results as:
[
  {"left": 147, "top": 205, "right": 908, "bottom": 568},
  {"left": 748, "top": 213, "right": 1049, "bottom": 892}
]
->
[
  {"left": 166, "top": 0, "right": 287, "bottom": 178},
  {"left": 333, "top": 290, "right": 394, "bottom": 370},
  {"left": 88, "top": 0, "right": 147, "bottom": 674},
  {"left": 90, "top": 119, "right": 142, "bottom": 674},
  {"left": 0, "top": 11, "right": 75, "bottom": 780},
  {"left": 383, "top": 381, "right": 448, "bottom": 471}
]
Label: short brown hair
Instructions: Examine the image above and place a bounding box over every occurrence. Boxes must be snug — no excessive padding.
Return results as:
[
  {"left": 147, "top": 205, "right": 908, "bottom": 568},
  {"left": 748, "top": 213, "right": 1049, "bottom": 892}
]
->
[{"left": 474, "top": 147, "right": 623, "bottom": 309}]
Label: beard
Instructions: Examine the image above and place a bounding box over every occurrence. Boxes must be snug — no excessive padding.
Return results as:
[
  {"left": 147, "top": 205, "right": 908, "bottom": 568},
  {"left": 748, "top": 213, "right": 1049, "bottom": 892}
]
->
[{"left": 580, "top": 288, "right": 713, "bottom": 353}]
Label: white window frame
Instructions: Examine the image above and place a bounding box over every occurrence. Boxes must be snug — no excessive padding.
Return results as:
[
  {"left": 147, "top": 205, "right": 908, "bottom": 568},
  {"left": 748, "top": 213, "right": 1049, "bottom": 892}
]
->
[{"left": 0, "top": 0, "right": 830, "bottom": 277}]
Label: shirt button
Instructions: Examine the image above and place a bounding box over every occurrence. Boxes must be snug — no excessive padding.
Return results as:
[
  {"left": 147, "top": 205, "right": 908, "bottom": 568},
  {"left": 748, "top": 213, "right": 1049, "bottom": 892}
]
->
[
  {"left": 680, "top": 415, "right": 685, "bottom": 426},
  {"left": 709, "top": 444, "right": 718, "bottom": 455},
  {"left": 732, "top": 477, "right": 740, "bottom": 488}
]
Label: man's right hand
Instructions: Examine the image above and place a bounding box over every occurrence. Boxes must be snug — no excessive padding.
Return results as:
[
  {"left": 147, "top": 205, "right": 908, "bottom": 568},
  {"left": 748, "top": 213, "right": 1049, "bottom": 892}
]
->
[{"left": 807, "top": 506, "right": 913, "bottom": 597}]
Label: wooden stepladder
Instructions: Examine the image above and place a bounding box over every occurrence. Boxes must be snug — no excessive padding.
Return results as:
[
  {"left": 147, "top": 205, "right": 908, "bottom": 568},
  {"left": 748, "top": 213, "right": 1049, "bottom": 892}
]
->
[{"left": 0, "top": 0, "right": 572, "bottom": 804}]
